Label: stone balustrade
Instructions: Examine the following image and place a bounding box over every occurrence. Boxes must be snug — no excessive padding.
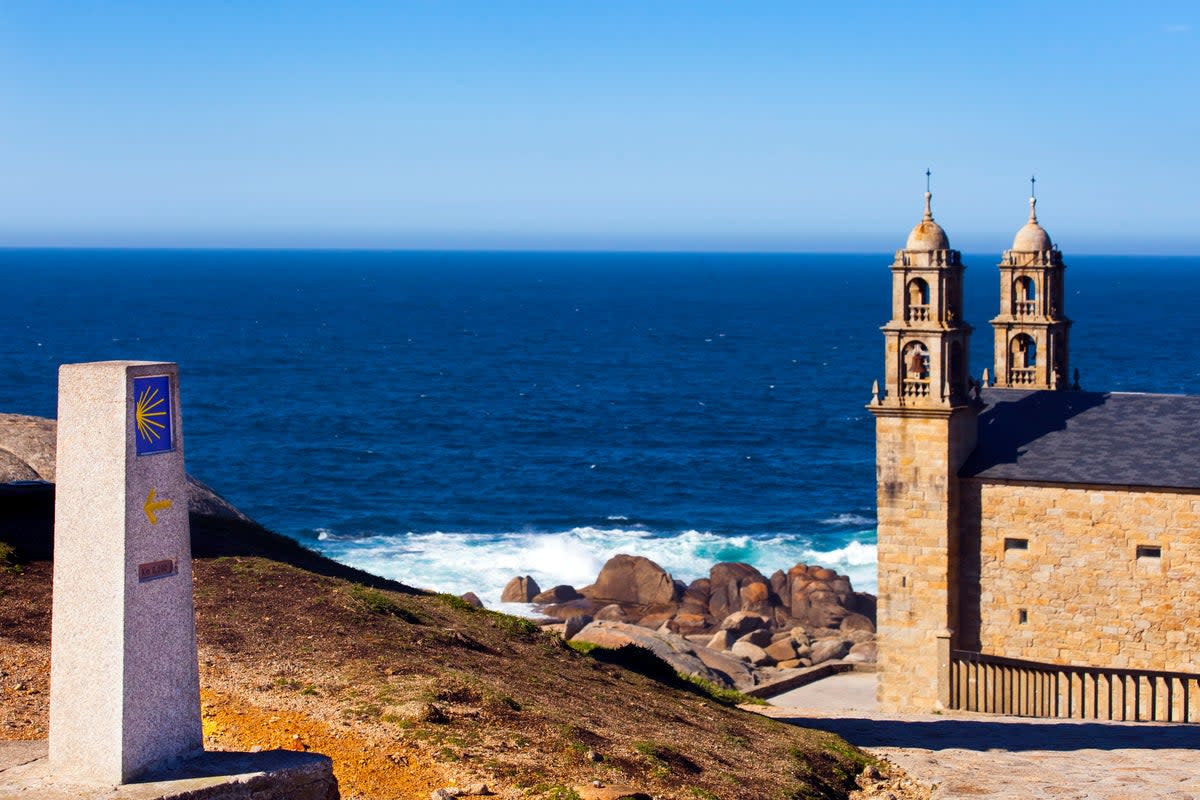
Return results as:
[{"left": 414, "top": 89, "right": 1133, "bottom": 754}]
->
[
  {"left": 1013, "top": 300, "right": 1036, "bottom": 316},
  {"left": 906, "top": 305, "right": 930, "bottom": 322},
  {"left": 1008, "top": 367, "right": 1036, "bottom": 385},
  {"left": 950, "top": 649, "right": 1200, "bottom": 724}
]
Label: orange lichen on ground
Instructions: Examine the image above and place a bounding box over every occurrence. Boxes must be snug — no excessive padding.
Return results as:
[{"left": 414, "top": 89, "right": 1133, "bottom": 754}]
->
[
  {"left": 0, "top": 640, "right": 49, "bottom": 741},
  {"left": 201, "top": 688, "right": 447, "bottom": 800}
]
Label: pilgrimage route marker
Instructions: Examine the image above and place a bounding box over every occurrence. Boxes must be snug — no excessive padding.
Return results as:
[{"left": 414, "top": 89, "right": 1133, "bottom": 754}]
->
[{"left": 48, "top": 361, "right": 202, "bottom": 784}]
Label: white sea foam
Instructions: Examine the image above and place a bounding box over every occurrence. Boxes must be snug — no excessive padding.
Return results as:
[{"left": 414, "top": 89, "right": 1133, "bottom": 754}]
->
[
  {"left": 819, "top": 513, "right": 876, "bottom": 527},
  {"left": 312, "top": 525, "right": 878, "bottom": 610}
]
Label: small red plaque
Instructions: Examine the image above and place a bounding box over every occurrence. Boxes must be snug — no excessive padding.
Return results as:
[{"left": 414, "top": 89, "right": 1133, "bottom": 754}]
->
[{"left": 138, "top": 559, "right": 177, "bottom": 582}]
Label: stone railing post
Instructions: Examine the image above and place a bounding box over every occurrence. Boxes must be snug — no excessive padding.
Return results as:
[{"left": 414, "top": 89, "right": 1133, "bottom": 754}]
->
[{"left": 936, "top": 629, "right": 953, "bottom": 710}]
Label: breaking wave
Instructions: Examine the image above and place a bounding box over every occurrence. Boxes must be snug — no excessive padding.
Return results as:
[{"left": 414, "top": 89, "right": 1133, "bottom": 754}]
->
[{"left": 310, "top": 525, "right": 877, "bottom": 609}]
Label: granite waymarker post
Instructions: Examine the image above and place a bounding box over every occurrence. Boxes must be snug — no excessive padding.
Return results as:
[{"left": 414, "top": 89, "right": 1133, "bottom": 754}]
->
[{"left": 49, "top": 361, "right": 202, "bottom": 783}]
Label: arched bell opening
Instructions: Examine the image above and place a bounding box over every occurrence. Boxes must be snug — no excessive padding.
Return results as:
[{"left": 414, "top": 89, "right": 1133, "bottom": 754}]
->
[
  {"left": 901, "top": 340, "right": 930, "bottom": 398},
  {"left": 906, "top": 278, "right": 931, "bottom": 322},
  {"left": 1009, "top": 334, "right": 1037, "bottom": 385},
  {"left": 1013, "top": 276, "right": 1036, "bottom": 317}
]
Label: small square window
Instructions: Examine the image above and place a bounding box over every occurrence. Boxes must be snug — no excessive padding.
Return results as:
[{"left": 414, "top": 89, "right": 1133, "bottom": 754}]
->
[
  {"left": 1004, "top": 538, "right": 1028, "bottom": 552},
  {"left": 1136, "top": 545, "right": 1161, "bottom": 560}
]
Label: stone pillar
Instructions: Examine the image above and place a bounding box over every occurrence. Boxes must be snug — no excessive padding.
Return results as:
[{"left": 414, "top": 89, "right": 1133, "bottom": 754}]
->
[
  {"left": 936, "top": 629, "right": 953, "bottom": 710},
  {"left": 872, "top": 405, "right": 976, "bottom": 712},
  {"left": 49, "top": 361, "right": 202, "bottom": 784}
]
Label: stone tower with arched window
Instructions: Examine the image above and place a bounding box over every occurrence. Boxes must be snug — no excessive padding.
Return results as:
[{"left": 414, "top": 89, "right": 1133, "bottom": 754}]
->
[
  {"left": 869, "top": 188, "right": 979, "bottom": 711},
  {"left": 990, "top": 196, "right": 1071, "bottom": 389}
]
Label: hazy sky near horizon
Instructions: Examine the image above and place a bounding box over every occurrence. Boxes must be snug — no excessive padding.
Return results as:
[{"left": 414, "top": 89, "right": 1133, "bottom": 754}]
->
[{"left": 1, "top": 2, "right": 1197, "bottom": 253}]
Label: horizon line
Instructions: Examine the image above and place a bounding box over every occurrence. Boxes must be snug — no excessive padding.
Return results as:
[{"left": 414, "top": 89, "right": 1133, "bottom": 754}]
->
[{"left": 3, "top": 244, "right": 1199, "bottom": 259}]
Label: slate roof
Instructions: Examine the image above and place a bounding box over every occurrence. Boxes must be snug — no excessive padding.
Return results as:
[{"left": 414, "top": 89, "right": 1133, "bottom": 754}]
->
[{"left": 960, "top": 388, "right": 1200, "bottom": 490}]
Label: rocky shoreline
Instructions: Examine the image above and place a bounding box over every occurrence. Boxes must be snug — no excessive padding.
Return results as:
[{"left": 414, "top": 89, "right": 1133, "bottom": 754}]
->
[{"left": 499, "top": 553, "right": 876, "bottom": 690}]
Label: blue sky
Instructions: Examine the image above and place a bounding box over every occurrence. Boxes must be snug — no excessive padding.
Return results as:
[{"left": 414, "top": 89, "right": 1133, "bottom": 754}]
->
[{"left": 1, "top": 2, "right": 1196, "bottom": 253}]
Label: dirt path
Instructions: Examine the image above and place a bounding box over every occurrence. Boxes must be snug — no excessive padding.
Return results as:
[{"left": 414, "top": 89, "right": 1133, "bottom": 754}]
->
[{"left": 758, "top": 705, "right": 1200, "bottom": 799}]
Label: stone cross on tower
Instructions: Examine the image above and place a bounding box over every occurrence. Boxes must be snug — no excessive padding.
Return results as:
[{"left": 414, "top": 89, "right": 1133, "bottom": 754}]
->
[{"left": 49, "top": 361, "right": 202, "bottom": 784}]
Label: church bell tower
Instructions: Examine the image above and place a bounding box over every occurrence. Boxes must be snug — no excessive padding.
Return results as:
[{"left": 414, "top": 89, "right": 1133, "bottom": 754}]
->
[
  {"left": 869, "top": 175, "right": 978, "bottom": 712},
  {"left": 876, "top": 185, "right": 973, "bottom": 408},
  {"left": 991, "top": 180, "right": 1072, "bottom": 390}
]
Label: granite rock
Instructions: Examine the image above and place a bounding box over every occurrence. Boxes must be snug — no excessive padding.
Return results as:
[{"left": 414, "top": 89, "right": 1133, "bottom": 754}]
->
[
  {"left": 582, "top": 555, "right": 679, "bottom": 606},
  {"left": 501, "top": 576, "right": 542, "bottom": 603}
]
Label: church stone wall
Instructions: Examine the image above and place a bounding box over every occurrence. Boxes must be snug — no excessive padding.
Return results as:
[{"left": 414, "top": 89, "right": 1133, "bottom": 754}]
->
[{"left": 960, "top": 480, "right": 1200, "bottom": 672}]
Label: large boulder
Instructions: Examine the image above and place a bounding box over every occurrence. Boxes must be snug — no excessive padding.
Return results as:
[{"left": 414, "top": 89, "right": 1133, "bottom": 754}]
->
[
  {"left": 718, "top": 611, "right": 769, "bottom": 636},
  {"left": 0, "top": 414, "right": 57, "bottom": 482},
  {"left": 532, "top": 584, "right": 582, "bottom": 604},
  {"left": 764, "top": 638, "right": 801, "bottom": 663},
  {"left": 852, "top": 592, "right": 877, "bottom": 623},
  {"left": 594, "top": 603, "right": 629, "bottom": 622},
  {"left": 570, "top": 621, "right": 730, "bottom": 687},
  {"left": 540, "top": 598, "right": 602, "bottom": 621},
  {"left": 810, "top": 638, "right": 853, "bottom": 665},
  {"left": 0, "top": 449, "right": 38, "bottom": 482},
  {"left": 706, "top": 629, "right": 735, "bottom": 651},
  {"left": 635, "top": 602, "right": 681, "bottom": 630},
  {"left": 769, "top": 570, "right": 790, "bottom": 611},
  {"left": 783, "top": 563, "right": 861, "bottom": 629},
  {"left": 730, "top": 640, "right": 772, "bottom": 666},
  {"left": 736, "top": 629, "right": 773, "bottom": 648},
  {"left": 681, "top": 577, "right": 711, "bottom": 605},
  {"left": 665, "top": 612, "right": 710, "bottom": 636},
  {"left": 690, "top": 644, "right": 760, "bottom": 690},
  {"left": 738, "top": 580, "right": 772, "bottom": 613},
  {"left": 839, "top": 612, "right": 875, "bottom": 634},
  {"left": 582, "top": 555, "right": 679, "bottom": 606},
  {"left": 563, "top": 614, "right": 594, "bottom": 640},
  {"left": 846, "top": 641, "right": 877, "bottom": 663},
  {"left": 708, "top": 562, "right": 768, "bottom": 620},
  {"left": 501, "top": 575, "right": 542, "bottom": 603}
]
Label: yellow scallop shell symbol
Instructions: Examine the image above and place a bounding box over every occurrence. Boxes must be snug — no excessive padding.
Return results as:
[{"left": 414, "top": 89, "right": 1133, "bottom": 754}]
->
[{"left": 135, "top": 384, "right": 168, "bottom": 443}]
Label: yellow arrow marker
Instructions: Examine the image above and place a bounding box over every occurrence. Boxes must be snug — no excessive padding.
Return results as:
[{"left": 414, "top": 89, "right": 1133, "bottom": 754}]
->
[{"left": 144, "top": 488, "right": 173, "bottom": 526}]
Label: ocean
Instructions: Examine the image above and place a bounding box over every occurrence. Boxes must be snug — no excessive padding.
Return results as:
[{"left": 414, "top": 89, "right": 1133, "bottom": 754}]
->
[{"left": 2, "top": 250, "right": 1198, "bottom": 606}]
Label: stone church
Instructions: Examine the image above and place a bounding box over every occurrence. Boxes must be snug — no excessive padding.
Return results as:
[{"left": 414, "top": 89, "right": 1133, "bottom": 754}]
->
[{"left": 870, "top": 188, "right": 1200, "bottom": 713}]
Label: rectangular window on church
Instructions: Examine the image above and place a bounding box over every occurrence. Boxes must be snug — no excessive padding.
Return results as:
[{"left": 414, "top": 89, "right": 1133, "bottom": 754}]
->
[
  {"left": 1004, "top": 537, "right": 1028, "bottom": 552},
  {"left": 1018, "top": 609, "right": 1028, "bottom": 624},
  {"left": 1137, "top": 545, "right": 1161, "bottom": 560}
]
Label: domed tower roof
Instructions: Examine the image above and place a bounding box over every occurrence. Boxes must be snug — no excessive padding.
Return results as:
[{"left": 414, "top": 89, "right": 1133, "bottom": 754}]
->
[
  {"left": 1012, "top": 196, "right": 1052, "bottom": 251},
  {"left": 905, "top": 191, "right": 950, "bottom": 251}
]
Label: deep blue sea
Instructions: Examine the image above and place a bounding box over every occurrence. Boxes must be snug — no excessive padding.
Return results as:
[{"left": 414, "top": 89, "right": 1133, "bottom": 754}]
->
[{"left": 2, "top": 250, "right": 1198, "bottom": 605}]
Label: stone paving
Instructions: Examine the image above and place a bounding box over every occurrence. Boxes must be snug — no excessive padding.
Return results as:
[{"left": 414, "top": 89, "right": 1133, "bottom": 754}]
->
[{"left": 759, "top": 673, "right": 1200, "bottom": 799}]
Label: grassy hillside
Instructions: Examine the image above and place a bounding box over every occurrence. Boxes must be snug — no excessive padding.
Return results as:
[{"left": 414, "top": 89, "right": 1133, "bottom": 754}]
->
[{"left": 0, "top": 495, "right": 874, "bottom": 800}]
